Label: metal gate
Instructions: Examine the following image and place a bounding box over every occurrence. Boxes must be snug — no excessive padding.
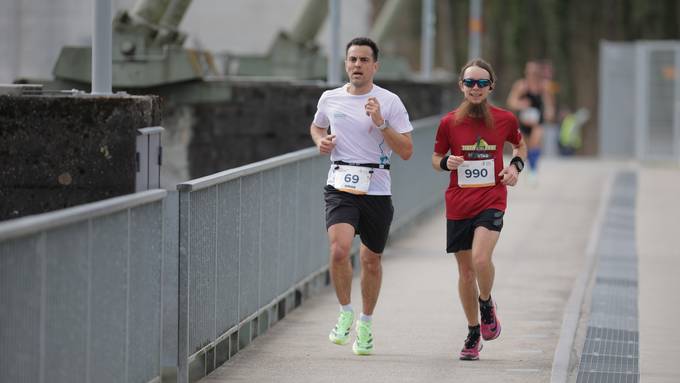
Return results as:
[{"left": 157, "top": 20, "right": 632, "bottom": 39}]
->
[
  {"left": 599, "top": 41, "right": 680, "bottom": 163},
  {"left": 634, "top": 42, "right": 680, "bottom": 162}
]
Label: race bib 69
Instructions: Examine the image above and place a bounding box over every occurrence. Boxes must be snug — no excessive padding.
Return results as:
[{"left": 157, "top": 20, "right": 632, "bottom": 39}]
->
[{"left": 333, "top": 165, "right": 372, "bottom": 195}]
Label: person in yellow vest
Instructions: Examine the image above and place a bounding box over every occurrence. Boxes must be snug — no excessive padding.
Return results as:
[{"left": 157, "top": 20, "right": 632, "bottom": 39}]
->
[
  {"left": 506, "top": 61, "right": 555, "bottom": 182},
  {"left": 558, "top": 107, "right": 590, "bottom": 156}
]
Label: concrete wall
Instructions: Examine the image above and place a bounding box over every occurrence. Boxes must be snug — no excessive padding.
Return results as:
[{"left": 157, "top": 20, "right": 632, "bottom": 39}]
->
[
  {"left": 0, "top": 94, "right": 161, "bottom": 221},
  {"left": 159, "top": 79, "right": 457, "bottom": 187}
]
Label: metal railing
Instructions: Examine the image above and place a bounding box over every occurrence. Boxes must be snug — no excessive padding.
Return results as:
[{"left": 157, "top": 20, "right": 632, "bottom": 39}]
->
[
  {"left": 176, "top": 146, "right": 330, "bottom": 383},
  {"left": 0, "top": 190, "right": 167, "bottom": 383},
  {"left": 175, "top": 115, "right": 446, "bottom": 382},
  {"left": 599, "top": 40, "right": 680, "bottom": 163},
  {"left": 0, "top": 115, "right": 446, "bottom": 383}
]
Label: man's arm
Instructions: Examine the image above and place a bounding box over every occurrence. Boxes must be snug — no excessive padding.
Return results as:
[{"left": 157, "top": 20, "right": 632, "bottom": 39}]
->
[
  {"left": 432, "top": 152, "right": 445, "bottom": 171},
  {"left": 506, "top": 80, "right": 529, "bottom": 112},
  {"left": 499, "top": 136, "right": 528, "bottom": 186},
  {"left": 310, "top": 123, "right": 335, "bottom": 155},
  {"left": 365, "top": 97, "right": 413, "bottom": 160},
  {"left": 512, "top": 135, "right": 528, "bottom": 163},
  {"left": 432, "top": 152, "right": 464, "bottom": 171},
  {"left": 542, "top": 84, "right": 556, "bottom": 123},
  {"left": 381, "top": 129, "right": 413, "bottom": 160}
]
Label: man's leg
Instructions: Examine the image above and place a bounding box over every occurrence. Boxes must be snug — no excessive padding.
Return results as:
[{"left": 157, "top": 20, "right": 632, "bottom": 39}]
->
[
  {"left": 328, "top": 223, "right": 356, "bottom": 345},
  {"left": 352, "top": 244, "right": 382, "bottom": 355},
  {"left": 359, "top": 244, "right": 382, "bottom": 316},
  {"left": 328, "top": 223, "right": 356, "bottom": 305},
  {"left": 527, "top": 125, "right": 543, "bottom": 173},
  {"left": 471, "top": 226, "right": 502, "bottom": 341},
  {"left": 454, "top": 250, "right": 479, "bottom": 326},
  {"left": 455, "top": 249, "right": 484, "bottom": 360},
  {"left": 471, "top": 226, "right": 500, "bottom": 300}
]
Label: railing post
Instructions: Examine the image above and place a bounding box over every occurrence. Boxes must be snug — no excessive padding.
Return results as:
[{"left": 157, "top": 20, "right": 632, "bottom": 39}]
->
[
  {"left": 327, "top": 0, "right": 341, "bottom": 85},
  {"left": 468, "top": 0, "right": 482, "bottom": 60},
  {"left": 92, "top": 0, "right": 112, "bottom": 94},
  {"left": 420, "top": 0, "right": 435, "bottom": 79},
  {"left": 177, "top": 190, "right": 190, "bottom": 383}
]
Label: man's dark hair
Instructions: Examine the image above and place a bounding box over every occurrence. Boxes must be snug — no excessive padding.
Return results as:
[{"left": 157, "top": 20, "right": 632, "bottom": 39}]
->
[{"left": 345, "top": 37, "right": 379, "bottom": 61}]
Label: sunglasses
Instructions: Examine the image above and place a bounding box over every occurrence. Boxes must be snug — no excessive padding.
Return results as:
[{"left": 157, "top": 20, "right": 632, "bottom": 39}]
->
[{"left": 462, "top": 78, "right": 492, "bottom": 88}]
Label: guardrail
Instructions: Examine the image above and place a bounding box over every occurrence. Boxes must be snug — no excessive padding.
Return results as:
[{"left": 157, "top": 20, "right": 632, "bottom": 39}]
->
[
  {"left": 175, "top": 115, "right": 446, "bottom": 383},
  {"left": 0, "top": 190, "right": 167, "bottom": 383},
  {"left": 0, "top": 115, "right": 446, "bottom": 383}
]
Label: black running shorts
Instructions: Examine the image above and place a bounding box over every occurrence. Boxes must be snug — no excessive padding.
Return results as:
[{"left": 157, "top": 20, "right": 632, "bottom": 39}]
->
[
  {"left": 324, "top": 185, "right": 394, "bottom": 254},
  {"left": 446, "top": 209, "right": 504, "bottom": 253}
]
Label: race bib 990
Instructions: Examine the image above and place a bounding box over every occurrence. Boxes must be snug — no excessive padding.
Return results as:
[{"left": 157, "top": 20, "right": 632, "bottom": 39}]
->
[
  {"left": 457, "top": 160, "right": 495, "bottom": 188},
  {"left": 333, "top": 165, "right": 372, "bottom": 195}
]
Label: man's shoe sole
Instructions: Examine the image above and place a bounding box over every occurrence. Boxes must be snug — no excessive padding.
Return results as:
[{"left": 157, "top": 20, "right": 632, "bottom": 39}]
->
[
  {"left": 481, "top": 325, "right": 501, "bottom": 341},
  {"left": 459, "top": 343, "right": 483, "bottom": 360},
  {"left": 329, "top": 334, "right": 350, "bottom": 345},
  {"left": 352, "top": 343, "right": 373, "bottom": 355}
]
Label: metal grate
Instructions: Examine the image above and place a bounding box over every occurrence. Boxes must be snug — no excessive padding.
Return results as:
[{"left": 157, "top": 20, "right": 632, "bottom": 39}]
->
[{"left": 576, "top": 172, "right": 639, "bottom": 383}]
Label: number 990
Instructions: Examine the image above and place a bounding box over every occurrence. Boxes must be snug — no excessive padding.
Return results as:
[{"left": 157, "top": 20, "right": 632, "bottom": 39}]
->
[{"left": 464, "top": 169, "right": 488, "bottom": 178}]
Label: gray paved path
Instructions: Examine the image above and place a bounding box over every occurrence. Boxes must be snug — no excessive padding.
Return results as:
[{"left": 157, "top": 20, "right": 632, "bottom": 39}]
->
[{"left": 198, "top": 158, "right": 679, "bottom": 383}]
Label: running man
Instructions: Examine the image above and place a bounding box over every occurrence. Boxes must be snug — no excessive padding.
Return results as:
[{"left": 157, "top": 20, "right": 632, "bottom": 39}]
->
[
  {"left": 506, "top": 60, "right": 555, "bottom": 183},
  {"left": 310, "top": 37, "right": 414, "bottom": 355},
  {"left": 432, "top": 59, "right": 527, "bottom": 360}
]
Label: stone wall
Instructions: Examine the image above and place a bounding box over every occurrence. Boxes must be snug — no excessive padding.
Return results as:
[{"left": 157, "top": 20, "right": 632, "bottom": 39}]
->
[
  {"left": 2, "top": 79, "right": 456, "bottom": 217},
  {"left": 165, "top": 79, "right": 456, "bottom": 184},
  {"left": 0, "top": 94, "right": 161, "bottom": 221}
]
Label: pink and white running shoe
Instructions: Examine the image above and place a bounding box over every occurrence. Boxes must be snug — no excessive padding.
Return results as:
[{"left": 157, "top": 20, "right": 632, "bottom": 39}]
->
[
  {"left": 459, "top": 334, "right": 483, "bottom": 360},
  {"left": 480, "top": 298, "right": 501, "bottom": 341}
]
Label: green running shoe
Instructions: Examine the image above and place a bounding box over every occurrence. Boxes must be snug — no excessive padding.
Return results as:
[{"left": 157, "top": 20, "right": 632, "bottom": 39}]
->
[
  {"left": 329, "top": 310, "right": 354, "bottom": 345},
  {"left": 352, "top": 320, "right": 374, "bottom": 355}
]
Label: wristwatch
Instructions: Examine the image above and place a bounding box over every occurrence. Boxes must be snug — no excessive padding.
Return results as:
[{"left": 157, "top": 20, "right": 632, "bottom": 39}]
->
[
  {"left": 510, "top": 156, "right": 524, "bottom": 173},
  {"left": 377, "top": 120, "right": 389, "bottom": 131}
]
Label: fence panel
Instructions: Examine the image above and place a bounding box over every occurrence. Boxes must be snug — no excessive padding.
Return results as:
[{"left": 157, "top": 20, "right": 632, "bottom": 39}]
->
[
  {"left": 215, "top": 182, "right": 240, "bottom": 336},
  {"left": 0, "top": 236, "right": 42, "bottom": 383},
  {"left": 176, "top": 116, "right": 447, "bottom": 383},
  {"left": 128, "top": 202, "right": 163, "bottom": 383},
  {"left": 0, "top": 190, "right": 166, "bottom": 383},
  {"left": 260, "top": 168, "right": 282, "bottom": 309},
  {"left": 278, "top": 164, "right": 299, "bottom": 294},
  {"left": 600, "top": 40, "right": 680, "bottom": 162},
  {"left": 188, "top": 188, "right": 217, "bottom": 353},
  {"left": 90, "top": 212, "right": 128, "bottom": 383}
]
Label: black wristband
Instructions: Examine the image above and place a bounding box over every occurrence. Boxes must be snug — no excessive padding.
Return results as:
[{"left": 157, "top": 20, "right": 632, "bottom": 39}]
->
[
  {"left": 439, "top": 155, "right": 451, "bottom": 171},
  {"left": 510, "top": 156, "right": 524, "bottom": 173}
]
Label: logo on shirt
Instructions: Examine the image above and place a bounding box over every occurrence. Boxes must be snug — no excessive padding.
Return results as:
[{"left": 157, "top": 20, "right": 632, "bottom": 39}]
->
[
  {"left": 333, "top": 111, "right": 348, "bottom": 119},
  {"left": 461, "top": 136, "right": 495, "bottom": 159}
]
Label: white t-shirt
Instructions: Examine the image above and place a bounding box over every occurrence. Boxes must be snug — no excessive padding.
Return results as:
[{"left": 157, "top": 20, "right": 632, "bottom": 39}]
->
[{"left": 313, "top": 83, "right": 413, "bottom": 195}]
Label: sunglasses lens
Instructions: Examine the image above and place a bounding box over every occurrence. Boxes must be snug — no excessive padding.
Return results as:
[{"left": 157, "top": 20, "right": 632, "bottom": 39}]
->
[{"left": 463, "top": 78, "right": 491, "bottom": 88}]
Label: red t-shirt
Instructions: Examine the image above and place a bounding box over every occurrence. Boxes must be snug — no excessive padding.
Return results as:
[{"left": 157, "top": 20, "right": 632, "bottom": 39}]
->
[{"left": 434, "top": 105, "right": 521, "bottom": 220}]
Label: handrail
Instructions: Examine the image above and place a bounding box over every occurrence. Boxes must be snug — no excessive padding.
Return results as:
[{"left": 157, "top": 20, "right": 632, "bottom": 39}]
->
[
  {"left": 177, "top": 115, "right": 442, "bottom": 192},
  {"left": 0, "top": 189, "right": 166, "bottom": 241}
]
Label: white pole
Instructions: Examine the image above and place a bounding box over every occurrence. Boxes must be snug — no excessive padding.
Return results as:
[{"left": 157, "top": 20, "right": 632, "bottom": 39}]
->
[
  {"left": 674, "top": 48, "right": 680, "bottom": 163},
  {"left": 468, "top": 0, "right": 482, "bottom": 61},
  {"left": 327, "top": 0, "right": 341, "bottom": 85},
  {"left": 634, "top": 44, "right": 646, "bottom": 161},
  {"left": 420, "top": 0, "right": 435, "bottom": 79},
  {"left": 92, "top": 0, "right": 112, "bottom": 94}
]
